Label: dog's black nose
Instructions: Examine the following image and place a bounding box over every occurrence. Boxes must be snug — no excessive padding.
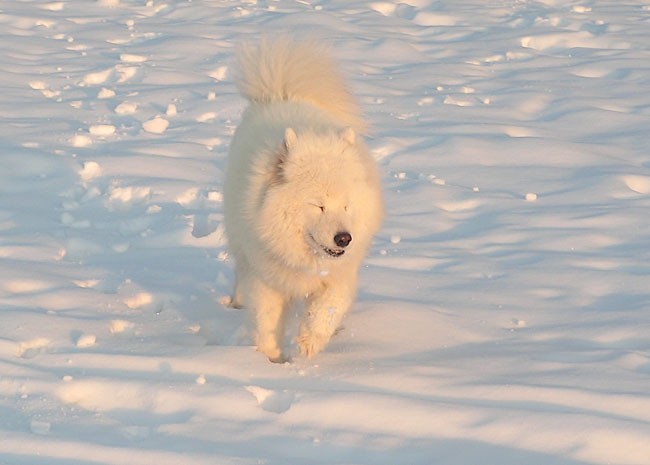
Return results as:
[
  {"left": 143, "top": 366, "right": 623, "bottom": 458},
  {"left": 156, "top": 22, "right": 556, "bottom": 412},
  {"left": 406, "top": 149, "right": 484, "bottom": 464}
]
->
[{"left": 334, "top": 232, "right": 352, "bottom": 248}]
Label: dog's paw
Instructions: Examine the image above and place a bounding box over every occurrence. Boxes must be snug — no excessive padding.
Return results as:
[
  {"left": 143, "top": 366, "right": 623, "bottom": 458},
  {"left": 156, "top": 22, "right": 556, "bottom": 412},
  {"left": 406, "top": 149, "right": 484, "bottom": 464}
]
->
[
  {"left": 256, "top": 342, "right": 286, "bottom": 363},
  {"left": 270, "top": 354, "right": 291, "bottom": 364},
  {"left": 298, "top": 331, "right": 330, "bottom": 358}
]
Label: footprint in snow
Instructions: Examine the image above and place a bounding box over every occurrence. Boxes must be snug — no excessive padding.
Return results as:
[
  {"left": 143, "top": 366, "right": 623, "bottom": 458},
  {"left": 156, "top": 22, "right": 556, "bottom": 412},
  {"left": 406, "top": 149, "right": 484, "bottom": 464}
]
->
[{"left": 17, "top": 337, "right": 50, "bottom": 359}]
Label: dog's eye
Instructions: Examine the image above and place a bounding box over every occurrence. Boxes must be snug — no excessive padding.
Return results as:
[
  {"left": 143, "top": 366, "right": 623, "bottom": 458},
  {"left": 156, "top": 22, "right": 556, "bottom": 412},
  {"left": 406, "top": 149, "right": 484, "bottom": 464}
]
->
[{"left": 310, "top": 203, "right": 325, "bottom": 212}]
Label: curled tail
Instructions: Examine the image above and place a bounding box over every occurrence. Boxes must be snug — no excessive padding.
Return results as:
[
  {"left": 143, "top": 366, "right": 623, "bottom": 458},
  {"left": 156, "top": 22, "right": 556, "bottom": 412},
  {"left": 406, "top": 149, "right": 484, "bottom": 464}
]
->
[{"left": 234, "top": 36, "right": 366, "bottom": 132}]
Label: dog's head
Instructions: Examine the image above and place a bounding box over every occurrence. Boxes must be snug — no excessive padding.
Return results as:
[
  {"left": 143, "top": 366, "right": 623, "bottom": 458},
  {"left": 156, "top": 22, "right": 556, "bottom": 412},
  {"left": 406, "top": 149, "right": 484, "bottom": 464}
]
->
[{"left": 257, "top": 128, "right": 382, "bottom": 270}]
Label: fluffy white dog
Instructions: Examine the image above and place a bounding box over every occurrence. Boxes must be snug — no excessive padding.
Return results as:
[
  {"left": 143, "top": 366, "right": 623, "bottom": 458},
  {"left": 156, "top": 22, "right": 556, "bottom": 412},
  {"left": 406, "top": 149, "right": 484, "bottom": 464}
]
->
[{"left": 223, "top": 37, "right": 383, "bottom": 362}]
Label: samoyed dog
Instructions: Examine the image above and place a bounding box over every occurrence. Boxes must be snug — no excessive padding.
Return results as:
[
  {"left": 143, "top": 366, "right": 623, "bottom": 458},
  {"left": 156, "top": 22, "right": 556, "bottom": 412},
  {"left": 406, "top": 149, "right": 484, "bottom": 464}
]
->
[{"left": 223, "top": 37, "right": 383, "bottom": 362}]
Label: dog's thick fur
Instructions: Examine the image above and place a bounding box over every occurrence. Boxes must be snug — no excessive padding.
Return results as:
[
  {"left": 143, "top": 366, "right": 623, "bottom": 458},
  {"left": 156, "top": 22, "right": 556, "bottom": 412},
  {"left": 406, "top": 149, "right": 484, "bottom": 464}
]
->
[{"left": 223, "top": 37, "right": 383, "bottom": 362}]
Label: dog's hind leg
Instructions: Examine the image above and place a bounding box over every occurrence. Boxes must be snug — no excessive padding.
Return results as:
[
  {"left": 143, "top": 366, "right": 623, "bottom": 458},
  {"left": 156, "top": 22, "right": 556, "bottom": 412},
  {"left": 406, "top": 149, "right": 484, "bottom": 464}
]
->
[{"left": 229, "top": 253, "right": 249, "bottom": 309}]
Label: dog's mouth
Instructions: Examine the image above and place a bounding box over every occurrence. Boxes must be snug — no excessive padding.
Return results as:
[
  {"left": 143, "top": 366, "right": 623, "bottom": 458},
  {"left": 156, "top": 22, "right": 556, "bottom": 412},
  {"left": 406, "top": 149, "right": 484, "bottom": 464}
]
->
[
  {"left": 308, "top": 233, "right": 345, "bottom": 258},
  {"left": 323, "top": 246, "right": 345, "bottom": 258}
]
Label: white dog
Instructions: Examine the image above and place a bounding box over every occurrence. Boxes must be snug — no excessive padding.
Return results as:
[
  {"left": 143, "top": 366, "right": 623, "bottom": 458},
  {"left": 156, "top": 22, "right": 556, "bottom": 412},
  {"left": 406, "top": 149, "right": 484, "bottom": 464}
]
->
[{"left": 223, "top": 37, "right": 383, "bottom": 362}]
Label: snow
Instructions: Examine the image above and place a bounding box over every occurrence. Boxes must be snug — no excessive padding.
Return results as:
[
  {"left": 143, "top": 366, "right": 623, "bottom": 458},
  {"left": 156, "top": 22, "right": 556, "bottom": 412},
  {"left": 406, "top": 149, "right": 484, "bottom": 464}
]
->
[
  {"left": 142, "top": 116, "right": 170, "bottom": 134},
  {"left": 1, "top": 1, "right": 649, "bottom": 464}
]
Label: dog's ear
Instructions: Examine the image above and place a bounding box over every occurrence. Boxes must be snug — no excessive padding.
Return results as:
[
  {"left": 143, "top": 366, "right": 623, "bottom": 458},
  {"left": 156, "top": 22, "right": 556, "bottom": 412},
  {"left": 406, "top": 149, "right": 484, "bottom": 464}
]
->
[
  {"left": 283, "top": 127, "right": 298, "bottom": 151},
  {"left": 340, "top": 127, "right": 355, "bottom": 145},
  {"left": 272, "top": 128, "right": 297, "bottom": 184}
]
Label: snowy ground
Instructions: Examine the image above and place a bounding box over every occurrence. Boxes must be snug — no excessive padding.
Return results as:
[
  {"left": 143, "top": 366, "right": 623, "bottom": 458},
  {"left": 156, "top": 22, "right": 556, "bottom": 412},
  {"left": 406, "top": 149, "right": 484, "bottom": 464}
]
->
[{"left": 1, "top": 1, "right": 650, "bottom": 464}]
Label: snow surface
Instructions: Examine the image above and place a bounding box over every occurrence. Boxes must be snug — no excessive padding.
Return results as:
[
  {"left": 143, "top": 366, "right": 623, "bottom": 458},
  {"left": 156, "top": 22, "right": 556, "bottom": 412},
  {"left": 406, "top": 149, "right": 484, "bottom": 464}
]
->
[{"left": 1, "top": 1, "right": 650, "bottom": 464}]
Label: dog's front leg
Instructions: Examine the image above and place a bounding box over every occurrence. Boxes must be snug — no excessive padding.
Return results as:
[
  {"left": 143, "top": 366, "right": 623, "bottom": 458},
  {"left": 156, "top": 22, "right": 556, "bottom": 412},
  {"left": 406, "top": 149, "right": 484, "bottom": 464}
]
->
[
  {"left": 298, "top": 278, "right": 356, "bottom": 358},
  {"left": 249, "top": 278, "right": 288, "bottom": 363}
]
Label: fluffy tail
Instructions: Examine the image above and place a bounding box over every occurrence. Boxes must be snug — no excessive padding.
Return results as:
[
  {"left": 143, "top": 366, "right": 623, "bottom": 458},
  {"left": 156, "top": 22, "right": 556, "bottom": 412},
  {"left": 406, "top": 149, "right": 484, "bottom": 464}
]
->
[{"left": 234, "top": 36, "right": 366, "bottom": 132}]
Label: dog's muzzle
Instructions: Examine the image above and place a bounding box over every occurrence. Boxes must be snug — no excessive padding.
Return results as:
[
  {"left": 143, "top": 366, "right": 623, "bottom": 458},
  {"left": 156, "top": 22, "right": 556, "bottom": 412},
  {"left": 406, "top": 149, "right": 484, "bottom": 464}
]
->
[{"left": 309, "top": 233, "right": 349, "bottom": 258}]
